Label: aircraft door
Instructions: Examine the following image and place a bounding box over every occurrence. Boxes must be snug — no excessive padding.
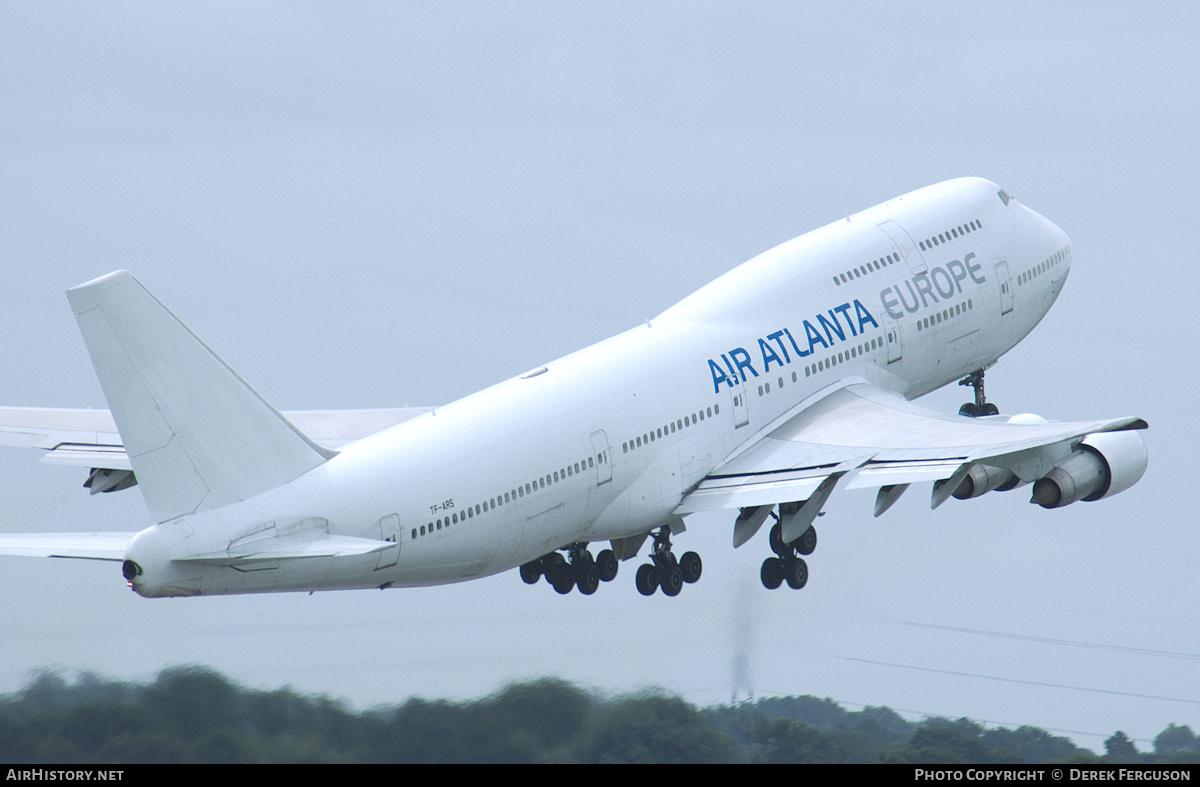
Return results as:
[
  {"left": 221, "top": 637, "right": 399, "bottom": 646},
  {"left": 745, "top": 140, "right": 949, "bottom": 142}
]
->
[
  {"left": 878, "top": 220, "right": 927, "bottom": 274},
  {"left": 589, "top": 430, "right": 612, "bottom": 485},
  {"left": 995, "top": 261, "right": 1014, "bottom": 315},
  {"left": 376, "top": 513, "right": 400, "bottom": 570},
  {"left": 732, "top": 378, "right": 750, "bottom": 428},
  {"left": 884, "top": 314, "right": 903, "bottom": 363}
]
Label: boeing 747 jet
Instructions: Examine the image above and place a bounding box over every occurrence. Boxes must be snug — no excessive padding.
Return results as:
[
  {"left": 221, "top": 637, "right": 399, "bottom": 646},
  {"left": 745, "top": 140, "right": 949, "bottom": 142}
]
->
[{"left": 0, "top": 178, "right": 1148, "bottom": 598}]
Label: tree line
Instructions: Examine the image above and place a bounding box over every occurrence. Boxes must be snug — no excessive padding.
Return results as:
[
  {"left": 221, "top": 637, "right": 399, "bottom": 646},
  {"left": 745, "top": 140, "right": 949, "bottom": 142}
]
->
[{"left": 1, "top": 666, "right": 1196, "bottom": 763}]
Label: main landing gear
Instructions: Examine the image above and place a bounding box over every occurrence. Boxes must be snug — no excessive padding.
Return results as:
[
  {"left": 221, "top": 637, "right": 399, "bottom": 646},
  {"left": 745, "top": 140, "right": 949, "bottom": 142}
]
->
[
  {"left": 635, "top": 527, "right": 702, "bottom": 597},
  {"left": 519, "top": 542, "right": 619, "bottom": 595},
  {"left": 760, "top": 517, "right": 814, "bottom": 590},
  {"left": 958, "top": 369, "right": 999, "bottom": 417}
]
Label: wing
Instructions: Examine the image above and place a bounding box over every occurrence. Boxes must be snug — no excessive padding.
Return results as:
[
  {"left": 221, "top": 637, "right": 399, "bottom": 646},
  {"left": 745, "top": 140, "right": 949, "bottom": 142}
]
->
[
  {"left": 676, "top": 382, "right": 1146, "bottom": 544},
  {"left": 0, "top": 406, "right": 432, "bottom": 488}
]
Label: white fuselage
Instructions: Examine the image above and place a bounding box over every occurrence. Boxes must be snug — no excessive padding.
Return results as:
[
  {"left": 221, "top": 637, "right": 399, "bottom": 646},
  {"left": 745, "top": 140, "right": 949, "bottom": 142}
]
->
[{"left": 126, "top": 177, "right": 1073, "bottom": 597}]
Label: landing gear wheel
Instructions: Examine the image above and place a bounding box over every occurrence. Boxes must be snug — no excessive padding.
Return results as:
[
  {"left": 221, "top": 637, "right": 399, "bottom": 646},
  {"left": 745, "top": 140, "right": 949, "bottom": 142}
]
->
[
  {"left": 769, "top": 522, "right": 789, "bottom": 557},
  {"left": 596, "top": 549, "right": 619, "bottom": 582},
  {"left": 761, "top": 557, "right": 783, "bottom": 590},
  {"left": 959, "top": 369, "right": 997, "bottom": 418},
  {"left": 635, "top": 563, "right": 659, "bottom": 596},
  {"left": 795, "top": 526, "right": 817, "bottom": 556},
  {"left": 679, "top": 551, "right": 702, "bottom": 584},
  {"left": 542, "top": 552, "right": 565, "bottom": 578},
  {"left": 660, "top": 564, "right": 684, "bottom": 597},
  {"left": 577, "top": 563, "right": 600, "bottom": 595},
  {"left": 519, "top": 560, "right": 542, "bottom": 585},
  {"left": 784, "top": 556, "right": 808, "bottom": 589},
  {"left": 550, "top": 560, "right": 575, "bottom": 594}
]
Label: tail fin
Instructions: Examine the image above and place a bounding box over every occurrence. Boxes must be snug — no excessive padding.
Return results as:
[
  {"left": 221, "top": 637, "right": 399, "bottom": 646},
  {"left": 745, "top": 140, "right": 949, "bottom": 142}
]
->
[{"left": 68, "top": 271, "right": 335, "bottom": 523}]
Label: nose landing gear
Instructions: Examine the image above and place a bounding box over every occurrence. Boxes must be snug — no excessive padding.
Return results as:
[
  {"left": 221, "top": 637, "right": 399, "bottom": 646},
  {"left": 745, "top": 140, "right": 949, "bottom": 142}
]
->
[{"left": 958, "top": 369, "right": 999, "bottom": 417}]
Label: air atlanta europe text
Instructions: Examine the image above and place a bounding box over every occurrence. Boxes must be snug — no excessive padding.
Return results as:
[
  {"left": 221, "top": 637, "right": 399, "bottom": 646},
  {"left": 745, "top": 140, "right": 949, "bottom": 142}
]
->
[{"left": 705, "top": 251, "right": 988, "bottom": 393}]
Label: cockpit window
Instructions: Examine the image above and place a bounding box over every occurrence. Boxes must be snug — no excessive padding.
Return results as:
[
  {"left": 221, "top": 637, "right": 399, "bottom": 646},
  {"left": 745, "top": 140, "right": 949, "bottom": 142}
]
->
[{"left": 998, "top": 189, "right": 1012, "bottom": 206}]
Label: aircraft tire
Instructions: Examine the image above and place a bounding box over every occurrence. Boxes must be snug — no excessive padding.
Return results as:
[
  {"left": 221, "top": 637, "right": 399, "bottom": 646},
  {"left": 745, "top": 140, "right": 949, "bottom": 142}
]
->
[
  {"left": 795, "top": 527, "right": 817, "bottom": 556},
  {"left": 519, "top": 561, "right": 542, "bottom": 584},
  {"left": 784, "top": 556, "right": 808, "bottom": 590},
  {"left": 550, "top": 561, "right": 575, "bottom": 594},
  {"left": 979, "top": 402, "right": 1000, "bottom": 416},
  {"left": 761, "top": 557, "right": 783, "bottom": 590},
  {"left": 596, "top": 549, "right": 619, "bottom": 582},
  {"left": 680, "top": 551, "right": 702, "bottom": 583},
  {"left": 769, "top": 522, "right": 788, "bottom": 557},
  {"left": 959, "top": 402, "right": 979, "bottom": 417},
  {"left": 577, "top": 563, "right": 600, "bottom": 595},
  {"left": 636, "top": 563, "right": 659, "bottom": 596},
  {"left": 542, "top": 552, "right": 565, "bottom": 586},
  {"left": 660, "top": 564, "right": 684, "bottom": 597}
]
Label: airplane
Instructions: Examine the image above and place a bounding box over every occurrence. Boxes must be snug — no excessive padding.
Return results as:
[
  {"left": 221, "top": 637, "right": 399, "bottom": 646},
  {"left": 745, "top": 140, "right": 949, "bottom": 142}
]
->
[{"left": 0, "top": 177, "right": 1148, "bottom": 598}]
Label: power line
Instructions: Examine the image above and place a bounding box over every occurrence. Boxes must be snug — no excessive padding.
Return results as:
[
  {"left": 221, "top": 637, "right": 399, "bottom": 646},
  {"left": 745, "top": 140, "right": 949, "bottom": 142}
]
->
[
  {"left": 901, "top": 620, "right": 1200, "bottom": 661},
  {"left": 839, "top": 655, "right": 1200, "bottom": 706}
]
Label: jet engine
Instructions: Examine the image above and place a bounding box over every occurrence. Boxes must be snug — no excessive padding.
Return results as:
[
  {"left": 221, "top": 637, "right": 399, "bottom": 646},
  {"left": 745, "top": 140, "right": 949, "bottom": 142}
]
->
[
  {"left": 952, "top": 463, "right": 1020, "bottom": 500},
  {"left": 1031, "top": 431, "right": 1148, "bottom": 509}
]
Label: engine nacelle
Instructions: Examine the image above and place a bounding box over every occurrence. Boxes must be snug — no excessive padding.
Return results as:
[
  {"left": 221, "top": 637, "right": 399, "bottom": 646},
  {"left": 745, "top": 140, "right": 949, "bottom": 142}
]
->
[
  {"left": 1031, "top": 430, "right": 1148, "bottom": 509},
  {"left": 952, "top": 463, "right": 1019, "bottom": 500}
]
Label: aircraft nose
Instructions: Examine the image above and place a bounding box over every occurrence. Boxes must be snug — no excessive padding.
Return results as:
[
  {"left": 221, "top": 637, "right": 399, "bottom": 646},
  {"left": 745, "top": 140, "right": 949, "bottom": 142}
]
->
[
  {"left": 1038, "top": 212, "right": 1072, "bottom": 291},
  {"left": 1038, "top": 210, "right": 1069, "bottom": 249}
]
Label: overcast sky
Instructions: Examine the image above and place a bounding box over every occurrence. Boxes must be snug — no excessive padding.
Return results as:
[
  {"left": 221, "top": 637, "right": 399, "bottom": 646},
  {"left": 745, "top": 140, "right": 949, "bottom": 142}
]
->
[{"left": 1, "top": 2, "right": 1197, "bottom": 753}]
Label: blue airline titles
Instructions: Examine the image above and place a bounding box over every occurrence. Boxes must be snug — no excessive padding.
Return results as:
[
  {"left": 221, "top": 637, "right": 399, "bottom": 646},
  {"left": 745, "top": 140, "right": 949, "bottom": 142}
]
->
[
  {"left": 707, "top": 253, "right": 986, "bottom": 394},
  {"left": 707, "top": 300, "right": 879, "bottom": 394}
]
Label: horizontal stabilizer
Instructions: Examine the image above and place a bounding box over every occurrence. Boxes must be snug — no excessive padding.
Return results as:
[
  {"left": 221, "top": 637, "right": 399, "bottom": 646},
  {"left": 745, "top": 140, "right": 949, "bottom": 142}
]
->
[
  {"left": 0, "top": 406, "right": 433, "bottom": 473},
  {"left": 67, "top": 271, "right": 337, "bottom": 522},
  {"left": 0, "top": 532, "right": 134, "bottom": 561}
]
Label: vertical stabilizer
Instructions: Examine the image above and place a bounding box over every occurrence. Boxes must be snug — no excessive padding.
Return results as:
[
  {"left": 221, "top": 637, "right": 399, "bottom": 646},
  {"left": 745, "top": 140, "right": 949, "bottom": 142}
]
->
[{"left": 67, "top": 271, "right": 335, "bottom": 523}]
